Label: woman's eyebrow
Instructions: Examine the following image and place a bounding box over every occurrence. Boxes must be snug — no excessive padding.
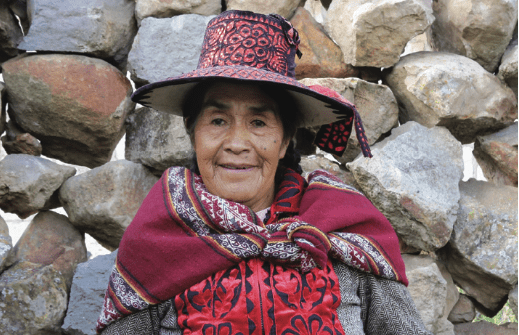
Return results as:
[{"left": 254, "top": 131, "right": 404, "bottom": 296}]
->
[
  {"left": 201, "top": 99, "right": 229, "bottom": 110},
  {"left": 250, "top": 105, "right": 277, "bottom": 115}
]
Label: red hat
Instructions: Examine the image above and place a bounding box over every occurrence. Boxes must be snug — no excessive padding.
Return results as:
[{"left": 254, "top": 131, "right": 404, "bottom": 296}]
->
[{"left": 131, "top": 10, "right": 371, "bottom": 158}]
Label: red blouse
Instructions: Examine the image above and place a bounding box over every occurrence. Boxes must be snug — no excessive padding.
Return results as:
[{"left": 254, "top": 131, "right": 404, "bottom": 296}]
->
[{"left": 175, "top": 258, "right": 344, "bottom": 335}]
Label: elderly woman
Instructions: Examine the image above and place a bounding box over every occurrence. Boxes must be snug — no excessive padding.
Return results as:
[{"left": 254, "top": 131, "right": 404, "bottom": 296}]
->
[{"left": 97, "top": 10, "right": 431, "bottom": 335}]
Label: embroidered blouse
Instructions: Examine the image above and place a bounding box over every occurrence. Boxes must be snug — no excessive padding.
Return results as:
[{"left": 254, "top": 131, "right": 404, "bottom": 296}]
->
[{"left": 101, "top": 260, "right": 432, "bottom": 335}]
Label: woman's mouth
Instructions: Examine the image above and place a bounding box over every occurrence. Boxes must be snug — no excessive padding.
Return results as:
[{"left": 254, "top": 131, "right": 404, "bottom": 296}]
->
[{"left": 220, "top": 164, "right": 254, "bottom": 170}]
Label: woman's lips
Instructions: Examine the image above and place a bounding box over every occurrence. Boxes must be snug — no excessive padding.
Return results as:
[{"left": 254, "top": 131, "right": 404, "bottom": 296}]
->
[{"left": 219, "top": 164, "right": 255, "bottom": 171}]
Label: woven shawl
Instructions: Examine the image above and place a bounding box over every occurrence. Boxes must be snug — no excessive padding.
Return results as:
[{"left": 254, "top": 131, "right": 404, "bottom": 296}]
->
[{"left": 96, "top": 167, "right": 407, "bottom": 332}]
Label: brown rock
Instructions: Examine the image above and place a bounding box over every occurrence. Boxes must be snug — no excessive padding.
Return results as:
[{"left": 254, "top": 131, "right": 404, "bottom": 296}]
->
[
  {"left": 448, "top": 294, "right": 476, "bottom": 324},
  {"left": 453, "top": 321, "right": 518, "bottom": 335},
  {"left": 473, "top": 123, "right": 518, "bottom": 187},
  {"left": 2, "top": 54, "right": 135, "bottom": 168},
  {"left": 291, "top": 7, "right": 358, "bottom": 80},
  {"left": 7, "top": 211, "right": 87, "bottom": 288},
  {"left": 1, "top": 119, "right": 43, "bottom": 156}
]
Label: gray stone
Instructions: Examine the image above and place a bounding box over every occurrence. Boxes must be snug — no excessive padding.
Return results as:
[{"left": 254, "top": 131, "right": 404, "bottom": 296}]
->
[
  {"left": 0, "top": 82, "right": 5, "bottom": 137},
  {"left": 401, "top": 32, "right": 433, "bottom": 57},
  {"left": 448, "top": 294, "right": 476, "bottom": 324},
  {"left": 0, "top": 2, "right": 23, "bottom": 64},
  {"left": 325, "top": 0, "right": 434, "bottom": 67},
  {"left": 3, "top": 54, "right": 135, "bottom": 168},
  {"left": 7, "top": 211, "right": 87, "bottom": 289},
  {"left": 300, "top": 77, "right": 399, "bottom": 163},
  {"left": 347, "top": 122, "right": 463, "bottom": 251},
  {"left": 125, "top": 107, "right": 193, "bottom": 176},
  {"left": 437, "top": 179, "right": 518, "bottom": 316},
  {"left": 303, "top": 0, "right": 327, "bottom": 24},
  {"left": 0, "top": 154, "right": 76, "bottom": 218},
  {"left": 427, "top": 0, "right": 517, "bottom": 73},
  {"left": 135, "top": 0, "right": 220, "bottom": 23},
  {"left": 385, "top": 52, "right": 518, "bottom": 144},
  {"left": 403, "top": 254, "right": 454, "bottom": 335},
  {"left": 62, "top": 251, "right": 117, "bottom": 335},
  {"left": 1, "top": 119, "right": 43, "bottom": 156},
  {"left": 0, "top": 262, "right": 68, "bottom": 335},
  {"left": 60, "top": 160, "right": 159, "bottom": 251},
  {"left": 0, "top": 214, "right": 12, "bottom": 274},
  {"left": 498, "top": 44, "right": 518, "bottom": 99},
  {"left": 300, "top": 154, "right": 360, "bottom": 190},
  {"left": 225, "top": 0, "right": 304, "bottom": 19},
  {"left": 473, "top": 122, "right": 518, "bottom": 187},
  {"left": 510, "top": 285, "right": 518, "bottom": 318},
  {"left": 19, "top": 0, "right": 137, "bottom": 71},
  {"left": 453, "top": 321, "right": 518, "bottom": 335},
  {"left": 128, "top": 15, "right": 215, "bottom": 87}
]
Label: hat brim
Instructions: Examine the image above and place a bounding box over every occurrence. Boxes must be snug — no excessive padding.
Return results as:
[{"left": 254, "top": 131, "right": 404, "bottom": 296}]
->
[{"left": 131, "top": 65, "right": 355, "bottom": 128}]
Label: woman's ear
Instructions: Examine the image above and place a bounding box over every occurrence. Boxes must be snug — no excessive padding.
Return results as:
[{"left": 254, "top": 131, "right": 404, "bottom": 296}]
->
[{"left": 278, "top": 138, "right": 290, "bottom": 159}]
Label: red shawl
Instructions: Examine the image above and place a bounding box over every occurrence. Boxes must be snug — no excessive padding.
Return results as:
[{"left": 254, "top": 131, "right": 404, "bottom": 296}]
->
[{"left": 96, "top": 167, "right": 407, "bottom": 332}]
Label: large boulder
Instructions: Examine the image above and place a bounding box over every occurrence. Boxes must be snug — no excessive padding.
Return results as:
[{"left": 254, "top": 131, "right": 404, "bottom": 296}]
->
[
  {"left": 2, "top": 54, "right": 135, "bottom": 168},
  {"left": 385, "top": 52, "right": 517, "bottom": 144},
  {"left": 225, "top": 0, "right": 304, "bottom": 19},
  {"left": 437, "top": 179, "right": 518, "bottom": 316},
  {"left": 5, "top": 211, "right": 88, "bottom": 288},
  {"left": 0, "top": 214, "right": 12, "bottom": 273},
  {"left": 403, "top": 254, "right": 455, "bottom": 335},
  {"left": 135, "top": 0, "right": 220, "bottom": 23},
  {"left": 300, "top": 77, "right": 399, "bottom": 163},
  {"left": 291, "top": 7, "right": 358, "bottom": 79},
  {"left": 125, "top": 107, "right": 193, "bottom": 176},
  {"left": 0, "top": 262, "right": 68, "bottom": 335},
  {"left": 0, "top": 2, "right": 23, "bottom": 65},
  {"left": 427, "top": 0, "right": 518, "bottom": 73},
  {"left": 59, "top": 160, "right": 159, "bottom": 251},
  {"left": 325, "top": 0, "right": 434, "bottom": 68},
  {"left": 498, "top": 43, "right": 518, "bottom": 99},
  {"left": 473, "top": 122, "right": 518, "bottom": 187},
  {"left": 62, "top": 251, "right": 117, "bottom": 335},
  {"left": 127, "top": 14, "right": 215, "bottom": 87},
  {"left": 347, "top": 121, "right": 463, "bottom": 251},
  {"left": 18, "top": 0, "right": 137, "bottom": 71},
  {"left": 0, "top": 154, "right": 76, "bottom": 218}
]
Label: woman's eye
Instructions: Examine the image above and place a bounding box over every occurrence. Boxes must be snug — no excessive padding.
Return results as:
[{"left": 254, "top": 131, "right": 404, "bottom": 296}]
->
[
  {"left": 211, "top": 118, "right": 225, "bottom": 126},
  {"left": 252, "top": 120, "right": 266, "bottom": 127}
]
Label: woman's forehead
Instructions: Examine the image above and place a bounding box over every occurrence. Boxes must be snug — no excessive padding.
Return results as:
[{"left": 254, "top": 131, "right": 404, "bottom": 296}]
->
[{"left": 201, "top": 82, "right": 281, "bottom": 113}]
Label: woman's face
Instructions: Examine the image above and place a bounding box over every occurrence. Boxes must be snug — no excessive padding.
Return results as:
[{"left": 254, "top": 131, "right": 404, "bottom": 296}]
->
[{"left": 193, "top": 82, "right": 289, "bottom": 212}]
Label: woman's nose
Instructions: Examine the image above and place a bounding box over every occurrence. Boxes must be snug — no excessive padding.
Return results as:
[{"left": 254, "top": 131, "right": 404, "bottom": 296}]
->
[{"left": 223, "top": 122, "right": 251, "bottom": 154}]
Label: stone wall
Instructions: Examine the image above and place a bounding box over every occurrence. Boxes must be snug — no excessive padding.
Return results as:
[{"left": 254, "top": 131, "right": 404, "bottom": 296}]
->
[{"left": 0, "top": 0, "right": 517, "bottom": 334}]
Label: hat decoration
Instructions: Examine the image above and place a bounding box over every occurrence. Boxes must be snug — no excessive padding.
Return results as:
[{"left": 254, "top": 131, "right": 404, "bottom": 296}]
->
[{"left": 131, "top": 10, "right": 372, "bottom": 158}]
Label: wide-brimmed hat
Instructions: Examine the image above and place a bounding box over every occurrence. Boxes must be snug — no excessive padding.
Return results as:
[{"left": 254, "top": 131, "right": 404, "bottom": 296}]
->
[{"left": 131, "top": 10, "right": 371, "bottom": 158}]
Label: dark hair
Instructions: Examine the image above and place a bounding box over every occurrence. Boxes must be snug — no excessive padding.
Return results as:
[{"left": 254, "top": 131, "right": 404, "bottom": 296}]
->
[{"left": 182, "top": 79, "right": 303, "bottom": 181}]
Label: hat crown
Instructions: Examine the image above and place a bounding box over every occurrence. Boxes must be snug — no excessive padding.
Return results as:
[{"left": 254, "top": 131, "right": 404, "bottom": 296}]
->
[{"left": 197, "top": 10, "right": 300, "bottom": 79}]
